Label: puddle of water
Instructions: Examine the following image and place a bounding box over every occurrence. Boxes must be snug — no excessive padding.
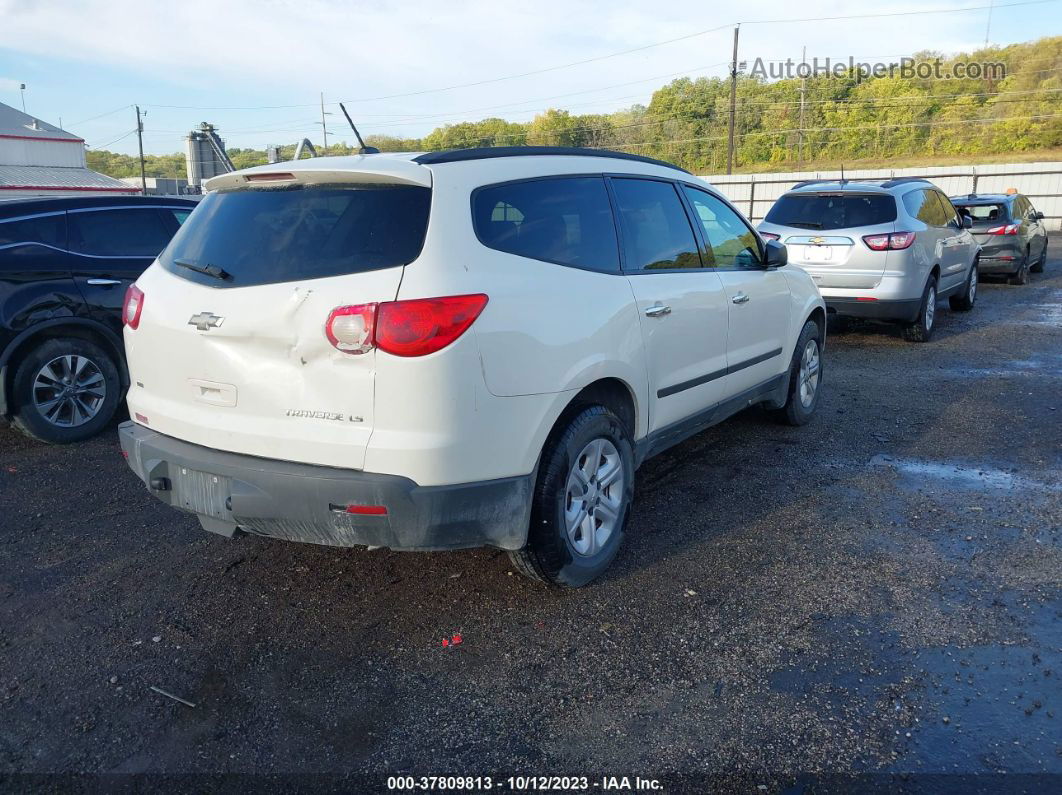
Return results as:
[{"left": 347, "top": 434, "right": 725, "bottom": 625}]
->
[
  {"left": 945, "top": 357, "right": 1062, "bottom": 379},
  {"left": 869, "top": 456, "right": 1061, "bottom": 493}
]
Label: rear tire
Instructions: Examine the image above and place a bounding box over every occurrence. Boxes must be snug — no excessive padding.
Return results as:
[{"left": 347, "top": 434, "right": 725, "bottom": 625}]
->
[
  {"left": 1030, "top": 244, "right": 1047, "bottom": 273},
  {"left": 950, "top": 259, "right": 978, "bottom": 311},
  {"left": 508, "top": 405, "right": 634, "bottom": 587},
  {"left": 775, "top": 319, "right": 823, "bottom": 427},
  {"left": 1008, "top": 248, "right": 1031, "bottom": 285},
  {"left": 902, "top": 277, "right": 938, "bottom": 343},
  {"left": 11, "top": 337, "right": 121, "bottom": 444}
]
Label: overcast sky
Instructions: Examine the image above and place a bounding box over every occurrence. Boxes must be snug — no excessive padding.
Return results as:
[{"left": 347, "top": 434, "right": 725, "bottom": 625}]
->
[{"left": 1, "top": 0, "right": 1058, "bottom": 155}]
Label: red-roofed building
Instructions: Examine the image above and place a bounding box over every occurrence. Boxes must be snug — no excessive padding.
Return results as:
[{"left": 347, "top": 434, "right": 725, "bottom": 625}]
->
[{"left": 0, "top": 101, "right": 139, "bottom": 198}]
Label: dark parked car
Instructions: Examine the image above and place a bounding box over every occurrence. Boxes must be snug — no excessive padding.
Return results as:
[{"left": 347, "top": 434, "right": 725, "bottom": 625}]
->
[
  {"left": 0, "top": 195, "right": 197, "bottom": 443},
  {"left": 950, "top": 191, "right": 1049, "bottom": 285}
]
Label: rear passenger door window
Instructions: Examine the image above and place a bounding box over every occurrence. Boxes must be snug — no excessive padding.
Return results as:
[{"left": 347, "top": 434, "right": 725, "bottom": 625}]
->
[
  {"left": 903, "top": 189, "right": 948, "bottom": 227},
  {"left": 472, "top": 176, "right": 619, "bottom": 273},
  {"left": 0, "top": 213, "right": 67, "bottom": 250},
  {"left": 68, "top": 208, "right": 174, "bottom": 257},
  {"left": 681, "top": 186, "right": 762, "bottom": 269},
  {"left": 610, "top": 178, "right": 701, "bottom": 271}
]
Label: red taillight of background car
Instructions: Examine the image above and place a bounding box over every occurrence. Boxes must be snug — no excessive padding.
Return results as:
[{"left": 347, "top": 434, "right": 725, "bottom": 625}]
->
[
  {"left": 123, "top": 284, "right": 145, "bottom": 329},
  {"left": 325, "top": 294, "right": 489, "bottom": 357},
  {"left": 985, "top": 223, "right": 1019, "bottom": 236},
  {"left": 863, "top": 231, "right": 915, "bottom": 251},
  {"left": 760, "top": 232, "right": 780, "bottom": 241}
]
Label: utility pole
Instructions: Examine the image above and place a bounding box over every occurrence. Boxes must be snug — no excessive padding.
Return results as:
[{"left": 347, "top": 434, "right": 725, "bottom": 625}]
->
[
  {"left": 984, "top": 0, "right": 994, "bottom": 46},
  {"left": 726, "top": 25, "right": 740, "bottom": 175},
  {"left": 797, "top": 46, "right": 807, "bottom": 169},
  {"left": 135, "top": 105, "right": 147, "bottom": 196},
  {"left": 320, "top": 92, "right": 329, "bottom": 153}
]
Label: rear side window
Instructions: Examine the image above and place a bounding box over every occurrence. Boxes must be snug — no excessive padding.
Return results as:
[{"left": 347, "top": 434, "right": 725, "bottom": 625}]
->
[
  {"left": 161, "top": 184, "right": 431, "bottom": 288},
  {"left": 954, "top": 203, "right": 1008, "bottom": 223},
  {"left": 69, "top": 209, "right": 173, "bottom": 257},
  {"left": 611, "top": 178, "right": 701, "bottom": 271},
  {"left": 765, "top": 193, "right": 896, "bottom": 230},
  {"left": 0, "top": 213, "right": 66, "bottom": 248},
  {"left": 472, "top": 177, "right": 619, "bottom": 273},
  {"left": 902, "top": 190, "right": 950, "bottom": 227}
]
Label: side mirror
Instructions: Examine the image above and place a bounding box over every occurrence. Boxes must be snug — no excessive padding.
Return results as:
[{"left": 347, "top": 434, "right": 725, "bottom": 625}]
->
[
  {"left": 962, "top": 215, "right": 973, "bottom": 229},
  {"left": 1033, "top": 210, "right": 1045, "bottom": 221},
  {"left": 764, "top": 238, "right": 787, "bottom": 268}
]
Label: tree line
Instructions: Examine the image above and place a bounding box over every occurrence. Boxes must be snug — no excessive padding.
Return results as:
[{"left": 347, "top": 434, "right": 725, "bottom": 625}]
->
[{"left": 87, "top": 36, "right": 1061, "bottom": 179}]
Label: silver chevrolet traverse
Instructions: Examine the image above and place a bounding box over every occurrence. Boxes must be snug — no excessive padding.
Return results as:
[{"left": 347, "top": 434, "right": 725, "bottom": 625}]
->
[{"left": 758, "top": 178, "right": 979, "bottom": 342}]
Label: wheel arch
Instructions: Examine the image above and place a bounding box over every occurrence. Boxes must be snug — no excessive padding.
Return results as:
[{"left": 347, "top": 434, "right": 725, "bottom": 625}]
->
[{"left": 0, "top": 318, "right": 126, "bottom": 416}]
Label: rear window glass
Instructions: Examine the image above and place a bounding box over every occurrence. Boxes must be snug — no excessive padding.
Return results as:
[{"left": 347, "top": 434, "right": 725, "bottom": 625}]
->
[
  {"left": 69, "top": 208, "right": 173, "bottom": 257},
  {"left": 953, "top": 203, "right": 1008, "bottom": 223},
  {"left": 160, "top": 184, "right": 431, "bottom": 288},
  {"left": 0, "top": 213, "right": 66, "bottom": 248},
  {"left": 472, "top": 177, "right": 619, "bottom": 273},
  {"left": 765, "top": 193, "right": 897, "bottom": 230}
]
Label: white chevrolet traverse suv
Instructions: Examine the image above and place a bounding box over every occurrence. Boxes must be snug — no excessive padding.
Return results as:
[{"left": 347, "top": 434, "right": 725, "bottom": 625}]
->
[{"left": 119, "top": 147, "right": 826, "bottom": 586}]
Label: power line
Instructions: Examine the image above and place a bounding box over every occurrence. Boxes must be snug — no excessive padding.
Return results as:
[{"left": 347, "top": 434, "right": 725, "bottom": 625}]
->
[
  {"left": 67, "top": 104, "right": 133, "bottom": 127},
  {"left": 87, "top": 129, "right": 137, "bottom": 149},
  {"left": 142, "top": 0, "right": 1059, "bottom": 112}
]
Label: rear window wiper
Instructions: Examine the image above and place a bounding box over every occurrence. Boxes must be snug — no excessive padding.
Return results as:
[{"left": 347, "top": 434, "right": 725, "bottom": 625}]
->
[{"left": 173, "top": 258, "right": 231, "bottom": 281}]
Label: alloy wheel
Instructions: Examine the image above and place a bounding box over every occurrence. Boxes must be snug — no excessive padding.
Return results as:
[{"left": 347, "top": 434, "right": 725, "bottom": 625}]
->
[{"left": 31, "top": 354, "right": 107, "bottom": 428}]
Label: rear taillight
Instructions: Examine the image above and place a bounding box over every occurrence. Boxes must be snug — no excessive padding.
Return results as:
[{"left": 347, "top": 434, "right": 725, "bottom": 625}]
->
[
  {"left": 123, "top": 285, "right": 144, "bottom": 329},
  {"left": 325, "top": 294, "right": 489, "bottom": 357},
  {"left": 325, "top": 303, "right": 376, "bottom": 354},
  {"left": 863, "top": 231, "right": 915, "bottom": 251},
  {"left": 760, "top": 232, "right": 780, "bottom": 241},
  {"left": 985, "top": 223, "right": 1019, "bottom": 236}
]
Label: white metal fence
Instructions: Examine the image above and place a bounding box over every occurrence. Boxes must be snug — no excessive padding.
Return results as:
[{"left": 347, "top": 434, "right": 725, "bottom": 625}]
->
[{"left": 699, "top": 161, "right": 1062, "bottom": 231}]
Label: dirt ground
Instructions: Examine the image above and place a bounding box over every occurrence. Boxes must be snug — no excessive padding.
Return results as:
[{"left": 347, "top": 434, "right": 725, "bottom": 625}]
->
[{"left": 1, "top": 241, "right": 1059, "bottom": 793}]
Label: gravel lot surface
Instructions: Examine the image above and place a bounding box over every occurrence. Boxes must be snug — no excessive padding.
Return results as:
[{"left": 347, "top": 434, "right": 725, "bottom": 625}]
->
[{"left": 1, "top": 241, "right": 1059, "bottom": 792}]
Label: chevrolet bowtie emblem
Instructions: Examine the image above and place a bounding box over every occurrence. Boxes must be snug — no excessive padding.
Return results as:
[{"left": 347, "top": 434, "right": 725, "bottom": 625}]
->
[
  {"left": 810, "top": 236, "right": 825, "bottom": 245},
  {"left": 188, "top": 312, "right": 225, "bottom": 331}
]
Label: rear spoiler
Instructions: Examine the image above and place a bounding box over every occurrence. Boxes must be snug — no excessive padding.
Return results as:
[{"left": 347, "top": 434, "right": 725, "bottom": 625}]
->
[{"left": 204, "top": 157, "right": 432, "bottom": 191}]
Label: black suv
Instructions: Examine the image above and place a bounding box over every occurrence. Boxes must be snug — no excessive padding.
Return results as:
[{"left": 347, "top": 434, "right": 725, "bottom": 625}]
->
[{"left": 0, "top": 195, "right": 197, "bottom": 443}]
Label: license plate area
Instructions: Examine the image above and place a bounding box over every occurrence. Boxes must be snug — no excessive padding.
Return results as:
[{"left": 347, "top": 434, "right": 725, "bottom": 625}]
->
[
  {"left": 174, "top": 466, "right": 231, "bottom": 518},
  {"left": 803, "top": 245, "right": 840, "bottom": 263}
]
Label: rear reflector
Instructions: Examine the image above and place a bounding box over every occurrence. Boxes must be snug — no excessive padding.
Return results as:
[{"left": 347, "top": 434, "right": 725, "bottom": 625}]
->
[
  {"left": 325, "top": 294, "right": 489, "bottom": 357},
  {"left": 330, "top": 503, "right": 388, "bottom": 515},
  {"left": 856, "top": 297, "right": 878, "bottom": 302},
  {"left": 134, "top": 412, "right": 149, "bottom": 424},
  {"left": 123, "top": 284, "right": 145, "bottom": 329}
]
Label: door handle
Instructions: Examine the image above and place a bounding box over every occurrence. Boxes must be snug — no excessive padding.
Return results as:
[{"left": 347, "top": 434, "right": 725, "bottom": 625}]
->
[
  {"left": 86, "top": 278, "right": 122, "bottom": 286},
  {"left": 644, "top": 304, "right": 672, "bottom": 317},
  {"left": 731, "top": 293, "right": 750, "bottom": 305}
]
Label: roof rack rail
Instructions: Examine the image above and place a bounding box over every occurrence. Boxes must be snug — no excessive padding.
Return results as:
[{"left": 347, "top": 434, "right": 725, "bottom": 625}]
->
[
  {"left": 878, "top": 177, "right": 931, "bottom": 189},
  {"left": 411, "top": 146, "right": 690, "bottom": 173}
]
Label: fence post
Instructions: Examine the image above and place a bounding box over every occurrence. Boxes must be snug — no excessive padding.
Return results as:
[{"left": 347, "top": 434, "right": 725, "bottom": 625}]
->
[
  {"left": 971, "top": 168, "right": 978, "bottom": 195},
  {"left": 749, "top": 176, "right": 756, "bottom": 220}
]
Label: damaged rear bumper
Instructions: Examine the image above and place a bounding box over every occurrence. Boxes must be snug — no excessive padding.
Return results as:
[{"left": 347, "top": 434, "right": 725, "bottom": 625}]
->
[{"left": 118, "top": 421, "right": 532, "bottom": 551}]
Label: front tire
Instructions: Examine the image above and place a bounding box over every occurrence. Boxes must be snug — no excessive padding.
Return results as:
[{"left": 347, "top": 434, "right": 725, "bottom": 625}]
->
[
  {"left": 950, "top": 259, "right": 978, "bottom": 311},
  {"left": 775, "top": 319, "right": 823, "bottom": 426},
  {"left": 509, "top": 405, "right": 634, "bottom": 587},
  {"left": 902, "top": 277, "right": 938, "bottom": 343},
  {"left": 11, "top": 337, "right": 122, "bottom": 444}
]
